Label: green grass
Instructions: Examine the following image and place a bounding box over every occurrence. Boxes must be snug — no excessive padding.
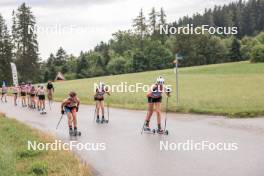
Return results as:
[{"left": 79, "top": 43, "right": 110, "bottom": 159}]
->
[
  {"left": 52, "top": 61, "right": 264, "bottom": 117},
  {"left": 0, "top": 114, "right": 91, "bottom": 176}
]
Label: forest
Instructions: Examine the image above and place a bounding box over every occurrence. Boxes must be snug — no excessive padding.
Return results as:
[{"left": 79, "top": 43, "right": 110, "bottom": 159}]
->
[{"left": 0, "top": 0, "right": 264, "bottom": 84}]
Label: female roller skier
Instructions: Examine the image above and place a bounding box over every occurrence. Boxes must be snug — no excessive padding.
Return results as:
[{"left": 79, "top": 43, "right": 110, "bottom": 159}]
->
[
  {"left": 38, "top": 85, "right": 46, "bottom": 114},
  {"left": 20, "top": 82, "right": 27, "bottom": 107},
  {"left": 61, "top": 91, "right": 80, "bottom": 136},
  {"left": 12, "top": 84, "right": 20, "bottom": 106},
  {"left": 94, "top": 82, "right": 110, "bottom": 123},
  {"left": 143, "top": 76, "right": 171, "bottom": 133}
]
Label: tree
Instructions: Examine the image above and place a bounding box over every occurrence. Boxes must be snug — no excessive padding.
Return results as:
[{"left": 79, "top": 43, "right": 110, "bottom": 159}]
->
[
  {"left": 106, "top": 56, "right": 127, "bottom": 75},
  {"left": 76, "top": 52, "right": 89, "bottom": 78},
  {"left": 158, "top": 8, "right": 167, "bottom": 44},
  {"left": 144, "top": 41, "right": 173, "bottom": 70},
  {"left": 149, "top": 7, "right": 158, "bottom": 35},
  {"left": 0, "top": 14, "right": 13, "bottom": 85},
  {"left": 133, "top": 9, "right": 148, "bottom": 51},
  {"left": 55, "top": 47, "right": 68, "bottom": 66},
  {"left": 241, "top": 36, "right": 259, "bottom": 60},
  {"left": 229, "top": 38, "right": 242, "bottom": 61},
  {"left": 110, "top": 30, "right": 138, "bottom": 54},
  {"left": 12, "top": 3, "right": 39, "bottom": 82}
]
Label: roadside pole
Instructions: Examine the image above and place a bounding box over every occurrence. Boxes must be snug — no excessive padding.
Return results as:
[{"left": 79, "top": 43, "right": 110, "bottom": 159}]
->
[
  {"left": 174, "top": 53, "right": 183, "bottom": 105},
  {"left": 175, "top": 56, "right": 179, "bottom": 105}
]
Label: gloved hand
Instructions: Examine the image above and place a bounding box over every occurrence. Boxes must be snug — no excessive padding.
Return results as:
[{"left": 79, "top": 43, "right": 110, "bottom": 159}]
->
[
  {"left": 61, "top": 110, "right": 65, "bottom": 115},
  {"left": 76, "top": 106, "right": 79, "bottom": 112},
  {"left": 166, "top": 87, "right": 172, "bottom": 93}
]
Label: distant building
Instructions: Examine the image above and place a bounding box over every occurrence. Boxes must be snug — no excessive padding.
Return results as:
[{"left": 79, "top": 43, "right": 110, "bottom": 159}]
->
[{"left": 54, "top": 72, "right": 65, "bottom": 81}]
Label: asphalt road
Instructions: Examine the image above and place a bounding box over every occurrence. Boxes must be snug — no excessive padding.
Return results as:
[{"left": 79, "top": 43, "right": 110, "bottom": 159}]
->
[{"left": 1, "top": 97, "right": 264, "bottom": 176}]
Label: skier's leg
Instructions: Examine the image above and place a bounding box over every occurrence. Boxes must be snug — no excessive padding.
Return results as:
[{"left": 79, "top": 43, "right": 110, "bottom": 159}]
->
[
  {"left": 144, "top": 102, "right": 154, "bottom": 129},
  {"left": 4, "top": 94, "right": 7, "bottom": 102},
  {"left": 96, "top": 101, "right": 100, "bottom": 121},
  {"left": 155, "top": 102, "right": 163, "bottom": 132},
  {"left": 67, "top": 110, "right": 73, "bottom": 134},
  {"left": 101, "top": 101, "right": 105, "bottom": 121},
  {"left": 72, "top": 109, "right": 77, "bottom": 129}
]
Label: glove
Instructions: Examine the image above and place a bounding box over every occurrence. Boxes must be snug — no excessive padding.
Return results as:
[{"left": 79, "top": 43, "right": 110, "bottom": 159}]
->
[
  {"left": 76, "top": 107, "right": 79, "bottom": 112},
  {"left": 166, "top": 88, "right": 172, "bottom": 93},
  {"left": 61, "top": 110, "right": 65, "bottom": 115}
]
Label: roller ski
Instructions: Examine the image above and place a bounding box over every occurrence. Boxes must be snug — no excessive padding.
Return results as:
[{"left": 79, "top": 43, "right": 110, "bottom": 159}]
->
[
  {"left": 100, "top": 116, "right": 109, "bottom": 124},
  {"left": 95, "top": 116, "right": 109, "bottom": 124},
  {"left": 154, "top": 128, "right": 169, "bottom": 135},
  {"left": 69, "top": 128, "right": 81, "bottom": 136},
  {"left": 141, "top": 122, "right": 155, "bottom": 134},
  {"left": 40, "top": 109, "right": 47, "bottom": 115}
]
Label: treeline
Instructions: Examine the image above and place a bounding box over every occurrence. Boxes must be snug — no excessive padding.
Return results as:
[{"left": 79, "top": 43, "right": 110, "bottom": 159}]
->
[
  {"left": 173, "top": 0, "right": 264, "bottom": 38},
  {"left": 0, "top": 3, "right": 39, "bottom": 84},
  {"left": 1, "top": 1, "right": 264, "bottom": 84}
]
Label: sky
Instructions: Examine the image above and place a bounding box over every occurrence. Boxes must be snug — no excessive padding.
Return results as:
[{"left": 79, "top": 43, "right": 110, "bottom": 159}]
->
[{"left": 0, "top": 0, "right": 236, "bottom": 60}]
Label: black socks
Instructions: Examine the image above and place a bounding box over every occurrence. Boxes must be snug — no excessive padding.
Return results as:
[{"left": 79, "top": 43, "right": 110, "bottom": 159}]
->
[{"left": 145, "top": 120, "right": 150, "bottom": 126}]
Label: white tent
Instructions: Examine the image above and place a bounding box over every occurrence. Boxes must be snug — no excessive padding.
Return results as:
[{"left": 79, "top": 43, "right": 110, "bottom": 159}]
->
[{"left": 54, "top": 72, "right": 65, "bottom": 81}]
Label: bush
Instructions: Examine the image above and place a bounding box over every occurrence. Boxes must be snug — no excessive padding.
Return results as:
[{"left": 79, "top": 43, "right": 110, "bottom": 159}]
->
[
  {"left": 256, "top": 32, "right": 264, "bottom": 44},
  {"left": 106, "top": 56, "right": 127, "bottom": 74},
  {"left": 250, "top": 45, "right": 264, "bottom": 63},
  {"left": 241, "top": 36, "right": 260, "bottom": 60}
]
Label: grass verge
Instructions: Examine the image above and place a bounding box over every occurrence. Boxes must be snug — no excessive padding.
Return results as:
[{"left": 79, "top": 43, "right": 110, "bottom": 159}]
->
[{"left": 0, "top": 114, "right": 91, "bottom": 176}]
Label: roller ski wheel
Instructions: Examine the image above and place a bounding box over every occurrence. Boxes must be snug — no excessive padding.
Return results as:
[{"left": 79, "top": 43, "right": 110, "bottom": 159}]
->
[
  {"left": 40, "top": 110, "right": 47, "bottom": 115},
  {"left": 71, "top": 130, "right": 81, "bottom": 136},
  {"left": 142, "top": 126, "right": 155, "bottom": 134},
  {"left": 155, "top": 129, "right": 169, "bottom": 135},
  {"left": 101, "top": 118, "right": 109, "bottom": 124}
]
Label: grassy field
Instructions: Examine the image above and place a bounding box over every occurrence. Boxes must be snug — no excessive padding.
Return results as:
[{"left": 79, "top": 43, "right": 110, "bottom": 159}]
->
[
  {"left": 0, "top": 113, "right": 90, "bottom": 176},
  {"left": 52, "top": 61, "right": 264, "bottom": 117}
]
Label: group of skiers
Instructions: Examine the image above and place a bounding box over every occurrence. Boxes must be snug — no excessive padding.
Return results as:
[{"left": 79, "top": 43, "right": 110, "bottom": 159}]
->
[
  {"left": 1, "top": 81, "right": 54, "bottom": 114},
  {"left": 1, "top": 76, "right": 171, "bottom": 135}
]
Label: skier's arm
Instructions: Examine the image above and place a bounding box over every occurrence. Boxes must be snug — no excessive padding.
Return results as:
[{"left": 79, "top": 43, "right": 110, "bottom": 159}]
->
[
  {"left": 76, "top": 98, "right": 80, "bottom": 112},
  {"left": 61, "top": 99, "right": 67, "bottom": 113},
  {"left": 77, "top": 98, "right": 80, "bottom": 107},
  {"left": 105, "top": 87, "right": 110, "bottom": 96}
]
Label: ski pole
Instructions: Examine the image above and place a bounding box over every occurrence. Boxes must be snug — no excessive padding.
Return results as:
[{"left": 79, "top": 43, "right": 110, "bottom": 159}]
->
[
  {"left": 164, "top": 96, "right": 169, "bottom": 132},
  {"left": 93, "top": 102, "right": 97, "bottom": 121},
  {"left": 56, "top": 114, "right": 64, "bottom": 129},
  {"left": 107, "top": 100, "right": 110, "bottom": 122}
]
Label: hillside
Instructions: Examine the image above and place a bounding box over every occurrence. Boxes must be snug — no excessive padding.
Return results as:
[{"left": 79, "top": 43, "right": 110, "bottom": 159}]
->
[{"left": 52, "top": 61, "right": 264, "bottom": 117}]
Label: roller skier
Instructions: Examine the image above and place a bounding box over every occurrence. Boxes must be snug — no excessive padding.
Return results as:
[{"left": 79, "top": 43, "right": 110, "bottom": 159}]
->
[
  {"left": 94, "top": 82, "right": 110, "bottom": 123},
  {"left": 61, "top": 91, "right": 81, "bottom": 136},
  {"left": 143, "top": 76, "right": 171, "bottom": 134}
]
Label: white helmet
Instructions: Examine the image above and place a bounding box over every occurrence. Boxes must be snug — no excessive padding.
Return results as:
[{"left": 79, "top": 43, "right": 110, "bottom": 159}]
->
[
  {"left": 156, "top": 76, "right": 165, "bottom": 85},
  {"left": 99, "top": 82, "right": 105, "bottom": 89}
]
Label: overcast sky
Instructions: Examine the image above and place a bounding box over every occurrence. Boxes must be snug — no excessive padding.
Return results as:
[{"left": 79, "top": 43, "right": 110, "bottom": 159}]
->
[{"left": 0, "top": 0, "right": 236, "bottom": 59}]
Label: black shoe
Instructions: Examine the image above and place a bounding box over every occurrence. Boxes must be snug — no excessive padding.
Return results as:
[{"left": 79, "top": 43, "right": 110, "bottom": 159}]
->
[
  {"left": 143, "top": 124, "right": 151, "bottom": 131},
  {"left": 74, "top": 128, "right": 78, "bottom": 136},
  {"left": 101, "top": 118, "right": 105, "bottom": 123}
]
